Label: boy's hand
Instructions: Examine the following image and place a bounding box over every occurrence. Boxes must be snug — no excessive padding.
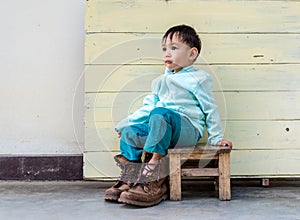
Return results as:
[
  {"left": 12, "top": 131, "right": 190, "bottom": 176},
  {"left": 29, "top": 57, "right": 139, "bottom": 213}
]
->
[
  {"left": 217, "top": 140, "right": 232, "bottom": 149},
  {"left": 115, "top": 128, "right": 121, "bottom": 138}
]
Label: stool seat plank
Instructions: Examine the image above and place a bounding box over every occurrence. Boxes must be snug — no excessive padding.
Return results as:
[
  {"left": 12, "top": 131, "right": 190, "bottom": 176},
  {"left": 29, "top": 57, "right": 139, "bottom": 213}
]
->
[{"left": 168, "top": 145, "right": 231, "bottom": 154}]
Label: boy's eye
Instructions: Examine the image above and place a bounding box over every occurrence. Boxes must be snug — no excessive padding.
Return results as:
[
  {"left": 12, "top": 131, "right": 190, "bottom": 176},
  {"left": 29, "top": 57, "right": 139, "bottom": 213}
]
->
[
  {"left": 171, "top": 46, "right": 177, "bottom": 50},
  {"left": 162, "top": 47, "right": 167, "bottom": 52}
]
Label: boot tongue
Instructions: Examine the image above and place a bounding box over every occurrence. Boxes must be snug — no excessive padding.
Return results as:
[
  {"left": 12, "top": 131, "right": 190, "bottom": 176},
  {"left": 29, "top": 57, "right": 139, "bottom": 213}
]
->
[
  {"left": 141, "top": 151, "right": 153, "bottom": 163},
  {"left": 118, "top": 183, "right": 131, "bottom": 191},
  {"left": 114, "top": 155, "right": 129, "bottom": 164}
]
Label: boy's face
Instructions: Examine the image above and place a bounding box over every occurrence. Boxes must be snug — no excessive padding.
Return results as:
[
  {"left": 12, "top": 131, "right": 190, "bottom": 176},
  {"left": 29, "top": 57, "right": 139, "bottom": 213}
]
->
[{"left": 162, "top": 34, "right": 198, "bottom": 72}]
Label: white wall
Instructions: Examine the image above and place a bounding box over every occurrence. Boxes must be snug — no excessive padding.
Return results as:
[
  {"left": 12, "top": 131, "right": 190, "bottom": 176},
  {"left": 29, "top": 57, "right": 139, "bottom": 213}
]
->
[{"left": 0, "top": 1, "right": 85, "bottom": 154}]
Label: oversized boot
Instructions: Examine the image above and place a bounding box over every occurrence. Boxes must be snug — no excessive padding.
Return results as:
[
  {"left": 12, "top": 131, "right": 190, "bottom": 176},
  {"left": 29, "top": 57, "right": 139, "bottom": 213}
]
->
[
  {"left": 104, "top": 155, "right": 141, "bottom": 202},
  {"left": 118, "top": 153, "right": 169, "bottom": 207}
]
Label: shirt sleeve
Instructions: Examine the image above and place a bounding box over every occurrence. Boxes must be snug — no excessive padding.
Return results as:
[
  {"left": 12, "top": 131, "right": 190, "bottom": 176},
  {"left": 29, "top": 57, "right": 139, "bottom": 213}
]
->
[
  {"left": 193, "top": 74, "right": 224, "bottom": 145},
  {"left": 115, "top": 93, "right": 159, "bottom": 131},
  {"left": 116, "top": 75, "right": 162, "bottom": 131}
]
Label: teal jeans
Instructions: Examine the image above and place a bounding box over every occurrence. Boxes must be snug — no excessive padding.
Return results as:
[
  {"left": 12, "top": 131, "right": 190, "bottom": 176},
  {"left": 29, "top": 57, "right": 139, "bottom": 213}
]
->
[{"left": 119, "top": 107, "right": 200, "bottom": 161}]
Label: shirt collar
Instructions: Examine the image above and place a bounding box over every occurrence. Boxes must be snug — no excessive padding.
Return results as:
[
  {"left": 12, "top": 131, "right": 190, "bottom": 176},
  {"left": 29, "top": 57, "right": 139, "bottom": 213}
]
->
[{"left": 165, "top": 65, "right": 195, "bottom": 75}]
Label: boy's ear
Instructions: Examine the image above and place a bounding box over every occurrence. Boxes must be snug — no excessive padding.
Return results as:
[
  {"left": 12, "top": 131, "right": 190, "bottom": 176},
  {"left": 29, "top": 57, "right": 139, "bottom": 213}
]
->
[{"left": 190, "top": 47, "right": 199, "bottom": 60}]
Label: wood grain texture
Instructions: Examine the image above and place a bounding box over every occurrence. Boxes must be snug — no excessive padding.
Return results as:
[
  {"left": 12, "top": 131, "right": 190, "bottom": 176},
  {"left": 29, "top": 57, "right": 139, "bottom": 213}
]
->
[
  {"left": 219, "top": 152, "right": 231, "bottom": 200},
  {"left": 169, "top": 153, "right": 182, "bottom": 200},
  {"left": 230, "top": 150, "right": 300, "bottom": 176},
  {"left": 84, "top": 150, "right": 300, "bottom": 178},
  {"left": 181, "top": 168, "right": 219, "bottom": 177},
  {"left": 85, "top": 34, "right": 300, "bottom": 64},
  {"left": 85, "top": 64, "right": 300, "bottom": 92},
  {"left": 85, "top": 91, "right": 300, "bottom": 122},
  {"left": 84, "top": 120, "right": 300, "bottom": 152},
  {"left": 84, "top": 0, "right": 300, "bottom": 179},
  {"left": 86, "top": 0, "right": 300, "bottom": 33}
]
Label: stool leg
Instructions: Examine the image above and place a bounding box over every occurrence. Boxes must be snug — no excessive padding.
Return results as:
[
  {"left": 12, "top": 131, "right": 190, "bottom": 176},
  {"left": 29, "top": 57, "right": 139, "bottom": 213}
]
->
[
  {"left": 169, "top": 153, "right": 182, "bottom": 201},
  {"left": 218, "top": 152, "right": 231, "bottom": 201}
]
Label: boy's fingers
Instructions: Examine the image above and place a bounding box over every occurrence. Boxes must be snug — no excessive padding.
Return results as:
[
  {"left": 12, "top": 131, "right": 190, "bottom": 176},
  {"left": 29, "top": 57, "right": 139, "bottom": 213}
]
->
[{"left": 218, "top": 140, "right": 232, "bottom": 148}]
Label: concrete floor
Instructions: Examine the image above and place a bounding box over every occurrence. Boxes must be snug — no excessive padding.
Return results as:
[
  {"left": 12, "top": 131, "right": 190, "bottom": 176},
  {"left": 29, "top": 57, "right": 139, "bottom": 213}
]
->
[{"left": 0, "top": 180, "right": 299, "bottom": 220}]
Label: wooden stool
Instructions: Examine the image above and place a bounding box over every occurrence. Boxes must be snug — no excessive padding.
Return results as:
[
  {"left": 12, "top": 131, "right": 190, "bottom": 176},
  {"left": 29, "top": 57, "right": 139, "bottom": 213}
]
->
[{"left": 168, "top": 144, "right": 231, "bottom": 201}]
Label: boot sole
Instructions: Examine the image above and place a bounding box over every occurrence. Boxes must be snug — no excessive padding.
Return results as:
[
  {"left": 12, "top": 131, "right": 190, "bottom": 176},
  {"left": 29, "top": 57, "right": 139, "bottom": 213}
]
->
[
  {"left": 118, "top": 194, "right": 168, "bottom": 207},
  {"left": 104, "top": 195, "right": 120, "bottom": 203}
]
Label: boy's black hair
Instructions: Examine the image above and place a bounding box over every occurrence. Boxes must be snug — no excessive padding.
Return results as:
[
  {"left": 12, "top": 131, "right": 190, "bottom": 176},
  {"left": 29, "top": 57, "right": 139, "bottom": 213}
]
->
[{"left": 162, "top": 24, "right": 201, "bottom": 55}]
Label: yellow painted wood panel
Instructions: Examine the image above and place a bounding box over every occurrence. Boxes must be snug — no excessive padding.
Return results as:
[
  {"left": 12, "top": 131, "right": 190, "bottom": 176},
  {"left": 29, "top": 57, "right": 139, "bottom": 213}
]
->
[
  {"left": 85, "top": 64, "right": 300, "bottom": 92},
  {"left": 86, "top": 0, "right": 300, "bottom": 33},
  {"left": 85, "top": 91, "right": 300, "bottom": 122},
  {"left": 85, "top": 65, "right": 162, "bottom": 93},
  {"left": 224, "top": 91, "right": 300, "bottom": 120},
  {"left": 84, "top": 150, "right": 300, "bottom": 179},
  {"left": 230, "top": 150, "right": 300, "bottom": 176},
  {"left": 224, "top": 121, "right": 299, "bottom": 151},
  {"left": 212, "top": 64, "right": 300, "bottom": 92},
  {"left": 85, "top": 121, "right": 300, "bottom": 152},
  {"left": 84, "top": 121, "right": 119, "bottom": 152},
  {"left": 85, "top": 33, "right": 300, "bottom": 64},
  {"left": 84, "top": 0, "right": 300, "bottom": 179},
  {"left": 84, "top": 151, "right": 120, "bottom": 180}
]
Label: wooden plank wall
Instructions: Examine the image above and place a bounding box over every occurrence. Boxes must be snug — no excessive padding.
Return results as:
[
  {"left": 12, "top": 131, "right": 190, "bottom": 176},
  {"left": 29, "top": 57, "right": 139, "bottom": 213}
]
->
[{"left": 84, "top": 0, "right": 300, "bottom": 179}]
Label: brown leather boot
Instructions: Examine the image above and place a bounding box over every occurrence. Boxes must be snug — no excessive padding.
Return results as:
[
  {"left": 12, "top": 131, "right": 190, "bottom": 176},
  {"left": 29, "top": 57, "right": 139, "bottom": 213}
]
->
[
  {"left": 118, "top": 156, "right": 169, "bottom": 207},
  {"left": 104, "top": 155, "right": 141, "bottom": 202},
  {"left": 104, "top": 180, "right": 132, "bottom": 202}
]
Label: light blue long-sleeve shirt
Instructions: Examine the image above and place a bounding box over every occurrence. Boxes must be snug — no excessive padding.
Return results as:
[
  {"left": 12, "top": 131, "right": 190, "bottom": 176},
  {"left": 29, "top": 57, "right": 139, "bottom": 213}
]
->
[{"left": 116, "top": 65, "right": 224, "bottom": 145}]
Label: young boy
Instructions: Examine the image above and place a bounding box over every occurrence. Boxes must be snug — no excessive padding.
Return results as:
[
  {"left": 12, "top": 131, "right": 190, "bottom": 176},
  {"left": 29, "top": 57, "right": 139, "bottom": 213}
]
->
[{"left": 104, "top": 24, "right": 232, "bottom": 206}]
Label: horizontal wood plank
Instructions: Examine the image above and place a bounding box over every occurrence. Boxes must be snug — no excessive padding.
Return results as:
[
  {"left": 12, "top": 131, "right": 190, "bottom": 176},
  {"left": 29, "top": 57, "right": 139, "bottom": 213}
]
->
[
  {"left": 84, "top": 122, "right": 119, "bottom": 152},
  {"left": 84, "top": 121, "right": 300, "bottom": 151},
  {"left": 181, "top": 168, "right": 219, "bottom": 177},
  {"left": 85, "top": 34, "right": 300, "bottom": 64},
  {"left": 85, "top": 91, "right": 300, "bottom": 122},
  {"left": 180, "top": 153, "right": 219, "bottom": 161},
  {"left": 85, "top": 64, "right": 300, "bottom": 92},
  {"left": 83, "top": 150, "right": 300, "bottom": 179},
  {"left": 84, "top": 151, "right": 120, "bottom": 179},
  {"left": 230, "top": 150, "right": 300, "bottom": 176},
  {"left": 86, "top": 0, "right": 300, "bottom": 33},
  {"left": 168, "top": 145, "right": 231, "bottom": 154}
]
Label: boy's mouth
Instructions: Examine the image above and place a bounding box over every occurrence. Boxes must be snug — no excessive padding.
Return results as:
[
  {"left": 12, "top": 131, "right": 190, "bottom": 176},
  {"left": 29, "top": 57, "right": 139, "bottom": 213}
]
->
[{"left": 164, "top": 60, "right": 172, "bottom": 65}]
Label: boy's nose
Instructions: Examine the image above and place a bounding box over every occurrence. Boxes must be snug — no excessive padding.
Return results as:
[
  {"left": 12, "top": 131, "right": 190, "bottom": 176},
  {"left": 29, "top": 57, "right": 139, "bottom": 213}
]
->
[{"left": 164, "top": 50, "right": 171, "bottom": 57}]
